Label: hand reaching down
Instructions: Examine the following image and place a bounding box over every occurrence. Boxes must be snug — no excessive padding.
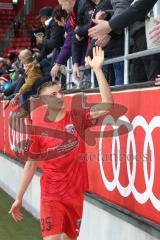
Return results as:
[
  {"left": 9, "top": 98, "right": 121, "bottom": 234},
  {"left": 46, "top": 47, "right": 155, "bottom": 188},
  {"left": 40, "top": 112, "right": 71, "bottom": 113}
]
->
[{"left": 88, "top": 19, "right": 111, "bottom": 39}]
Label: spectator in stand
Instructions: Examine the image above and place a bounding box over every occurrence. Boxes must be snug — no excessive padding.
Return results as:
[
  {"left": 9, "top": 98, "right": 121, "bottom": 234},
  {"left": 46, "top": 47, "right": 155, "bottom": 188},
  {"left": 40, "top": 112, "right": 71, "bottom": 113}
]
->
[
  {"left": 51, "top": 5, "right": 71, "bottom": 84},
  {"left": 0, "top": 58, "right": 6, "bottom": 75},
  {"left": 89, "top": 0, "right": 158, "bottom": 39},
  {"left": 11, "top": 49, "right": 42, "bottom": 118},
  {"left": 8, "top": 52, "right": 18, "bottom": 65},
  {"left": 89, "top": 0, "right": 160, "bottom": 83},
  {"left": 60, "top": 0, "right": 125, "bottom": 86},
  {"left": 3, "top": 52, "right": 52, "bottom": 110},
  {"left": 36, "top": 6, "right": 65, "bottom": 64},
  {"left": 65, "top": 0, "right": 95, "bottom": 81},
  {"left": 30, "top": 25, "right": 45, "bottom": 48},
  {"left": 0, "top": 58, "right": 11, "bottom": 75},
  {"left": 86, "top": 0, "right": 131, "bottom": 86},
  {"left": 0, "top": 74, "right": 12, "bottom": 100},
  {"left": 6, "top": 52, "right": 19, "bottom": 81},
  {"left": 58, "top": 0, "right": 105, "bottom": 87}
]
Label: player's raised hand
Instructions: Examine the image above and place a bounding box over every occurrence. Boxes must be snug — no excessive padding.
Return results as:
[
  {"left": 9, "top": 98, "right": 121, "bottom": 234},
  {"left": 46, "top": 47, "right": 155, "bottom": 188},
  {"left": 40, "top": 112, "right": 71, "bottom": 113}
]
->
[
  {"left": 86, "top": 46, "right": 104, "bottom": 71},
  {"left": 9, "top": 199, "right": 23, "bottom": 222}
]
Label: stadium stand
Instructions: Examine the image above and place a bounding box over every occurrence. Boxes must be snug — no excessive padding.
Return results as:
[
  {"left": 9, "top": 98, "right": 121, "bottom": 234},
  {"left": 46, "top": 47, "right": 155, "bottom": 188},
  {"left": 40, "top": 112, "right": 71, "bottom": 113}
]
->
[
  {"left": 1, "top": 11, "right": 41, "bottom": 58},
  {"left": 0, "top": 9, "right": 16, "bottom": 42}
]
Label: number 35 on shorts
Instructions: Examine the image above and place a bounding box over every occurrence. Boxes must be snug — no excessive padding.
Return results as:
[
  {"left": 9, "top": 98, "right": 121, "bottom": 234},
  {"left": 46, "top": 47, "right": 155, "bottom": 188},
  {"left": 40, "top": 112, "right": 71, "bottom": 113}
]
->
[{"left": 41, "top": 217, "right": 53, "bottom": 232}]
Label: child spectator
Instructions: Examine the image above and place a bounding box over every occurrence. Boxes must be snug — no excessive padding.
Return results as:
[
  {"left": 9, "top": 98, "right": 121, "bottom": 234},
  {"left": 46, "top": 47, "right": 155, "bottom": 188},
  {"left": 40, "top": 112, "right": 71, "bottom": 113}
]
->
[{"left": 11, "top": 49, "right": 42, "bottom": 118}]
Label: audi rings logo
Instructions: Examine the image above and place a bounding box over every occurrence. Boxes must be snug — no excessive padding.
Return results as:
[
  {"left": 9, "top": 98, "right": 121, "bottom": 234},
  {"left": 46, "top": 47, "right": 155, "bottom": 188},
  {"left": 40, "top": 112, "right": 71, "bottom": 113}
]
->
[
  {"left": 99, "top": 115, "right": 160, "bottom": 211},
  {"left": 9, "top": 112, "right": 28, "bottom": 154}
]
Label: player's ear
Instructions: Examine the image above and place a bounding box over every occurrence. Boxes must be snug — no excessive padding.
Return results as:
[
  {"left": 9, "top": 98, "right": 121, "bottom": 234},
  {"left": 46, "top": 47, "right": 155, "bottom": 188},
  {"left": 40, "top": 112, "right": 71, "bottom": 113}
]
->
[{"left": 39, "top": 94, "right": 46, "bottom": 104}]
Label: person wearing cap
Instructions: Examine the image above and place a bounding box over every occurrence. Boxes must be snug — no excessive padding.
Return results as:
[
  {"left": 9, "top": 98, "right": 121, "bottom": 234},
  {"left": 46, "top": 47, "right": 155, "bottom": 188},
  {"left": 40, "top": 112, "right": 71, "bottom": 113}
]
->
[
  {"left": 36, "top": 6, "right": 53, "bottom": 27},
  {"left": 36, "top": 6, "right": 65, "bottom": 63}
]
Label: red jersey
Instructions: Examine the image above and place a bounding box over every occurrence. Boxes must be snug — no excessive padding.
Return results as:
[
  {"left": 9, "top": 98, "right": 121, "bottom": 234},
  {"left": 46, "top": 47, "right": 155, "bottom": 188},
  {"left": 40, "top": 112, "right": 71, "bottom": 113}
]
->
[{"left": 29, "top": 109, "right": 96, "bottom": 201}]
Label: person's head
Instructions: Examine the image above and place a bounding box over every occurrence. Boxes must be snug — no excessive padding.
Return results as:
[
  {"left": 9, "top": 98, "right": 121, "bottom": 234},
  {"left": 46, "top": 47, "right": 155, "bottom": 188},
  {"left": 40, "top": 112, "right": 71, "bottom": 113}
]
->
[
  {"left": 8, "top": 53, "right": 18, "bottom": 64},
  {"left": 18, "top": 49, "right": 34, "bottom": 65},
  {"left": 36, "top": 6, "right": 53, "bottom": 26},
  {"left": 53, "top": 5, "right": 67, "bottom": 27},
  {"left": 37, "top": 81, "right": 65, "bottom": 111},
  {"left": 58, "top": 0, "right": 76, "bottom": 13}
]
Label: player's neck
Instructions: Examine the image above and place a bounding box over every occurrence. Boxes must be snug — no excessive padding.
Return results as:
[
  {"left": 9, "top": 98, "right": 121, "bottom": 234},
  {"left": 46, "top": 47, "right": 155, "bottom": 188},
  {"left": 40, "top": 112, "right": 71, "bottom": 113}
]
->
[{"left": 47, "top": 108, "right": 66, "bottom": 122}]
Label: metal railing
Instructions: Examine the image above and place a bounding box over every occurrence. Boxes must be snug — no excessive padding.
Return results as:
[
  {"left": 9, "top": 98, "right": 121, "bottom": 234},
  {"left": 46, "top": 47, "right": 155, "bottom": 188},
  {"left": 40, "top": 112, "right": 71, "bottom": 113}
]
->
[{"left": 0, "top": 0, "right": 36, "bottom": 55}]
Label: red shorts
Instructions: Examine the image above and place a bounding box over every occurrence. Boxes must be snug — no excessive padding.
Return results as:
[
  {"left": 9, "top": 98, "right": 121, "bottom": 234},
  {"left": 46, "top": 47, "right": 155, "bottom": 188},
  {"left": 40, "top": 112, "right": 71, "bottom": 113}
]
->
[{"left": 40, "top": 195, "right": 84, "bottom": 239}]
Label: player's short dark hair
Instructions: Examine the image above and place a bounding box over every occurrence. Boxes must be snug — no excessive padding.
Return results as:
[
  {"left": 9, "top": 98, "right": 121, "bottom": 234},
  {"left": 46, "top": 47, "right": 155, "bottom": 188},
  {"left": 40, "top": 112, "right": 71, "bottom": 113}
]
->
[{"left": 37, "top": 81, "right": 59, "bottom": 95}]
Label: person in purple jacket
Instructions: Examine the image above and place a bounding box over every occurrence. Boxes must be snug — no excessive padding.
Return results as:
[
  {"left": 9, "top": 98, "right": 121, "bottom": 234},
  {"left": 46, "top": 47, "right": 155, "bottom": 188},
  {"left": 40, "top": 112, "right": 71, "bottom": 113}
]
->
[{"left": 51, "top": 5, "right": 72, "bottom": 78}]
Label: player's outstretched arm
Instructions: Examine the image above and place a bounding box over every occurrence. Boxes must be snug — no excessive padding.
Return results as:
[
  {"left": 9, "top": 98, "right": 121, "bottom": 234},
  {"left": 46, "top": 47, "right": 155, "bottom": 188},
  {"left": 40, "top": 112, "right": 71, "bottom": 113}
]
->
[
  {"left": 9, "top": 159, "right": 37, "bottom": 222},
  {"left": 87, "top": 46, "right": 114, "bottom": 118}
]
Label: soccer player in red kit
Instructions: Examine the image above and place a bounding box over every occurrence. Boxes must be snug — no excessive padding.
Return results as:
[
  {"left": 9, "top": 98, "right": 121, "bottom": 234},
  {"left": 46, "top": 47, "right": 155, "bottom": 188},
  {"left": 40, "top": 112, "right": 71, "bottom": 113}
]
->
[{"left": 9, "top": 47, "right": 113, "bottom": 240}]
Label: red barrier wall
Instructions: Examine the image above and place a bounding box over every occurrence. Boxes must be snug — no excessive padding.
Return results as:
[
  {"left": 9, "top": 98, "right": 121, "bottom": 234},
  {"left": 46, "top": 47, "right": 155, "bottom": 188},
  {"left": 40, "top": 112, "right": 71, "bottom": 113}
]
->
[
  {"left": 86, "top": 89, "right": 160, "bottom": 225},
  {"left": 1, "top": 87, "right": 160, "bottom": 225}
]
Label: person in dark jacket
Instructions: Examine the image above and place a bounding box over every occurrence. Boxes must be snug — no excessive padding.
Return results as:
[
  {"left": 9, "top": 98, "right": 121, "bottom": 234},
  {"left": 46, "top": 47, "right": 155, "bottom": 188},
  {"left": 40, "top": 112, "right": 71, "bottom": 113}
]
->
[
  {"left": 66, "top": 0, "right": 96, "bottom": 80},
  {"left": 89, "top": 0, "right": 158, "bottom": 36},
  {"left": 87, "top": 0, "right": 130, "bottom": 86},
  {"left": 36, "top": 6, "right": 65, "bottom": 63},
  {"left": 60, "top": 0, "right": 112, "bottom": 81},
  {"left": 89, "top": 0, "right": 160, "bottom": 83},
  {"left": 67, "top": 0, "right": 126, "bottom": 85}
]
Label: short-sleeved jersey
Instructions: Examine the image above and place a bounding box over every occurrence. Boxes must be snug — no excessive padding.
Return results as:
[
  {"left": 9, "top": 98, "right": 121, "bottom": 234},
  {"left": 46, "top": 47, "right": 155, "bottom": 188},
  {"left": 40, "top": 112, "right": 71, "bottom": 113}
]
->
[{"left": 29, "top": 109, "right": 97, "bottom": 201}]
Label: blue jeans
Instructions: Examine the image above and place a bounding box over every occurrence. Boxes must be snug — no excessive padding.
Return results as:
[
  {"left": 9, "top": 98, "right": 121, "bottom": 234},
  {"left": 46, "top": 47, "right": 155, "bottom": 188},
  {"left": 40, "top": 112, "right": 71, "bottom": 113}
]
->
[
  {"left": 113, "top": 62, "right": 124, "bottom": 85},
  {"left": 103, "top": 61, "right": 124, "bottom": 86}
]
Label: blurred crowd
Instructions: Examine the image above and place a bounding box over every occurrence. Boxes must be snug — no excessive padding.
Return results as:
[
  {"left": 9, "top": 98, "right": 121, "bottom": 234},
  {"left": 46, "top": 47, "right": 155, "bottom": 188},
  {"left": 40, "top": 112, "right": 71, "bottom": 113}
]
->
[{"left": 0, "top": 0, "right": 160, "bottom": 118}]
